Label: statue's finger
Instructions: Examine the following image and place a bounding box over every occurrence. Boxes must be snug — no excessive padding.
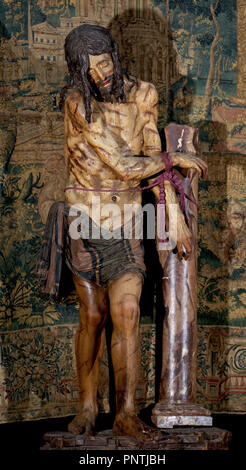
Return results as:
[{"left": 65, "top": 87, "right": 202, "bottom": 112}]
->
[
  {"left": 195, "top": 163, "right": 202, "bottom": 177},
  {"left": 203, "top": 162, "right": 208, "bottom": 178},
  {"left": 176, "top": 242, "right": 184, "bottom": 260},
  {"left": 183, "top": 245, "right": 192, "bottom": 260},
  {"left": 197, "top": 157, "right": 208, "bottom": 178}
]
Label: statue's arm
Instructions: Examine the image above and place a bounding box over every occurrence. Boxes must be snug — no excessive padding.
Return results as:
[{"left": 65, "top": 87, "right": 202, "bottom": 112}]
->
[
  {"left": 141, "top": 86, "right": 193, "bottom": 257},
  {"left": 135, "top": 85, "right": 207, "bottom": 180}
]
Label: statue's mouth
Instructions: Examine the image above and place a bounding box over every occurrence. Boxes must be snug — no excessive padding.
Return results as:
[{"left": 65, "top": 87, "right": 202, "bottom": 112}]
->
[
  {"left": 97, "top": 74, "right": 114, "bottom": 90},
  {"left": 100, "top": 78, "right": 113, "bottom": 89}
]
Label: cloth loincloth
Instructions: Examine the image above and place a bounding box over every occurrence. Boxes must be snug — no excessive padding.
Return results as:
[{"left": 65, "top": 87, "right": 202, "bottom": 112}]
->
[{"left": 35, "top": 201, "right": 146, "bottom": 299}]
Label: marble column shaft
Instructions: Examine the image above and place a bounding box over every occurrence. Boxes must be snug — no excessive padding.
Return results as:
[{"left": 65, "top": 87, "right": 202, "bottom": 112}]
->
[{"left": 158, "top": 170, "right": 198, "bottom": 404}]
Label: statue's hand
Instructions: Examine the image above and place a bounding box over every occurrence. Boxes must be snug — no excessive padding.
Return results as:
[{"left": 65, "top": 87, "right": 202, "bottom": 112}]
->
[
  {"left": 159, "top": 212, "right": 192, "bottom": 261},
  {"left": 170, "top": 152, "right": 208, "bottom": 178}
]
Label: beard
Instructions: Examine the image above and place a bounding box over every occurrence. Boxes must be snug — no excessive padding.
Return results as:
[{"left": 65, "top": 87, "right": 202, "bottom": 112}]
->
[
  {"left": 99, "top": 83, "right": 113, "bottom": 102},
  {"left": 91, "top": 74, "right": 114, "bottom": 102}
]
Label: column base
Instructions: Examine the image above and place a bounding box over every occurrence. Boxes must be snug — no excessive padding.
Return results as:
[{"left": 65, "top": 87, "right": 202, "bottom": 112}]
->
[{"left": 151, "top": 402, "right": 213, "bottom": 429}]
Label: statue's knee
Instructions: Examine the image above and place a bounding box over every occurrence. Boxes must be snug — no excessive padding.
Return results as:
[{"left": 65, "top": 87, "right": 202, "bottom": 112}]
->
[
  {"left": 82, "top": 308, "right": 105, "bottom": 330},
  {"left": 117, "top": 297, "right": 139, "bottom": 332}
]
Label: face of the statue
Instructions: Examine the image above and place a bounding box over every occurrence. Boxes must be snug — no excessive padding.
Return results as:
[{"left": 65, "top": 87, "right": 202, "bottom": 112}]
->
[{"left": 88, "top": 52, "right": 114, "bottom": 100}]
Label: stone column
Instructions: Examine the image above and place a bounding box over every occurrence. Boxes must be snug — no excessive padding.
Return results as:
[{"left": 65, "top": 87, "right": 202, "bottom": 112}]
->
[
  {"left": 152, "top": 124, "right": 212, "bottom": 428},
  {"left": 75, "top": 0, "right": 80, "bottom": 16},
  {"left": 237, "top": 0, "right": 246, "bottom": 99},
  {"left": 128, "top": 0, "right": 135, "bottom": 14},
  {"left": 81, "top": 0, "right": 88, "bottom": 17},
  {"left": 28, "top": 0, "right": 32, "bottom": 47}
]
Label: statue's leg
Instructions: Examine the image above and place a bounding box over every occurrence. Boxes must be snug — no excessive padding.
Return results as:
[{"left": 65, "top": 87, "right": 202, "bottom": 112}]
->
[
  {"left": 68, "top": 274, "right": 108, "bottom": 435},
  {"left": 108, "top": 272, "right": 160, "bottom": 441}
]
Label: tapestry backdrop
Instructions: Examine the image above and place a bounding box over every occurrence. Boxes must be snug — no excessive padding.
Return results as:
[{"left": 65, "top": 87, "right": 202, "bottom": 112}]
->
[{"left": 0, "top": 0, "right": 246, "bottom": 423}]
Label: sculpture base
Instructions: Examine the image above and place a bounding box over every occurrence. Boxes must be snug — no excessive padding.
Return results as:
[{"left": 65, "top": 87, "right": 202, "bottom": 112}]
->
[
  {"left": 40, "top": 427, "right": 230, "bottom": 451},
  {"left": 151, "top": 403, "right": 213, "bottom": 429}
]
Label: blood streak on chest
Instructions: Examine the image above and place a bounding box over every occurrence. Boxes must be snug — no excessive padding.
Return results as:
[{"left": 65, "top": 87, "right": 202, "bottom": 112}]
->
[{"left": 105, "top": 102, "right": 138, "bottom": 140}]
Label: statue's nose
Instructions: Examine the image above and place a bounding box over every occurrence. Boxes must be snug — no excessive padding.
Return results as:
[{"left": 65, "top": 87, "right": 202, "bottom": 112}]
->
[{"left": 95, "top": 67, "right": 105, "bottom": 81}]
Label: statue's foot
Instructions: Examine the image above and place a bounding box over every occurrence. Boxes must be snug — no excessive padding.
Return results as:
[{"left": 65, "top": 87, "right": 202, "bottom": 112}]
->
[
  {"left": 113, "top": 412, "right": 161, "bottom": 442},
  {"left": 68, "top": 407, "right": 97, "bottom": 435}
]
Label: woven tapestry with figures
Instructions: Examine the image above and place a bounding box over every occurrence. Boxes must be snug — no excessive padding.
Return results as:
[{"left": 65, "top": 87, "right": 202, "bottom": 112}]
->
[
  {"left": 1, "top": 0, "right": 246, "bottom": 423},
  {"left": 197, "top": 153, "right": 246, "bottom": 413}
]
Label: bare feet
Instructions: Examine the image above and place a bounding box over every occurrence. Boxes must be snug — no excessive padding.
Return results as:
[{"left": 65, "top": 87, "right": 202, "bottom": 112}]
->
[
  {"left": 68, "top": 408, "right": 97, "bottom": 435},
  {"left": 113, "top": 412, "right": 161, "bottom": 442}
]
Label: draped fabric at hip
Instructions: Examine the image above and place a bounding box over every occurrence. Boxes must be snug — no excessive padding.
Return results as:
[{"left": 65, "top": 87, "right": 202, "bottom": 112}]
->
[
  {"left": 35, "top": 201, "right": 65, "bottom": 300},
  {"left": 35, "top": 202, "right": 146, "bottom": 297}
]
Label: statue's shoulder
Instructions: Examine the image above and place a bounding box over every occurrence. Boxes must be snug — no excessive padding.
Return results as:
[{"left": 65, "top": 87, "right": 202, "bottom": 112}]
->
[
  {"left": 130, "top": 78, "right": 158, "bottom": 108},
  {"left": 65, "top": 87, "right": 83, "bottom": 107},
  {"left": 64, "top": 87, "right": 85, "bottom": 117}
]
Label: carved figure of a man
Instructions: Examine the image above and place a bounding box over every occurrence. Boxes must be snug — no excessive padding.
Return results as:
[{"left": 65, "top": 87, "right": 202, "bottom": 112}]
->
[{"left": 59, "top": 24, "right": 207, "bottom": 440}]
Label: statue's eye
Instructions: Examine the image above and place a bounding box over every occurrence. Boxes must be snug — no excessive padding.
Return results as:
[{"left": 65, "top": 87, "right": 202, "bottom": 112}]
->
[{"left": 101, "top": 60, "right": 110, "bottom": 68}]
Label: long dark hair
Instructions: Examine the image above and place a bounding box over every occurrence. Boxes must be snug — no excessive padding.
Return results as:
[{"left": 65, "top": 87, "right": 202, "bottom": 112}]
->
[{"left": 59, "top": 24, "right": 126, "bottom": 122}]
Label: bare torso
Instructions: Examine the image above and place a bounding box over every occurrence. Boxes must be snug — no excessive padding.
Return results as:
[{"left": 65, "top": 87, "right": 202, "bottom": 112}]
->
[{"left": 64, "top": 77, "right": 162, "bottom": 227}]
